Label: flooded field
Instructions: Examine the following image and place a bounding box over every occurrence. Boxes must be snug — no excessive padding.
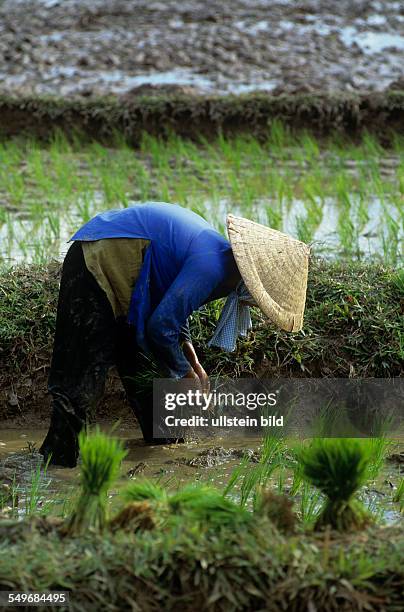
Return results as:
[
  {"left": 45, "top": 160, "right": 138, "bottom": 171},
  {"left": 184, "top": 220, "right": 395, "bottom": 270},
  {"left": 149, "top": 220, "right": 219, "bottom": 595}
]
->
[
  {"left": 1, "top": 427, "right": 403, "bottom": 526},
  {"left": 0, "top": 0, "right": 403, "bottom": 97},
  {"left": 0, "top": 131, "right": 403, "bottom": 267},
  {"left": 0, "top": 2, "right": 403, "bottom": 606}
]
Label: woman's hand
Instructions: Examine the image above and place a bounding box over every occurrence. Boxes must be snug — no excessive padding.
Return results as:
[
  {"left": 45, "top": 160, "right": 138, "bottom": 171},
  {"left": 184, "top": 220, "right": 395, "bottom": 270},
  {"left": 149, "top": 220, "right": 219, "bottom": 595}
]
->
[
  {"left": 192, "top": 362, "right": 210, "bottom": 394},
  {"left": 182, "top": 341, "right": 210, "bottom": 393}
]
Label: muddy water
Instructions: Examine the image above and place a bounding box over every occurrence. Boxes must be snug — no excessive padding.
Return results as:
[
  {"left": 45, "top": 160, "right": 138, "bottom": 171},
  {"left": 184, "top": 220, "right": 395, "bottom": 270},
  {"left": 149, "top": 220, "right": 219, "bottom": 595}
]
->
[
  {"left": 0, "top": 0, "right": 403, "bottom": 97},
  {"left": 1, "top": 427, "right": 403, "bottom": 524},
  {"left": 0, "top": 427, "right": 262, "bottom": 514}
]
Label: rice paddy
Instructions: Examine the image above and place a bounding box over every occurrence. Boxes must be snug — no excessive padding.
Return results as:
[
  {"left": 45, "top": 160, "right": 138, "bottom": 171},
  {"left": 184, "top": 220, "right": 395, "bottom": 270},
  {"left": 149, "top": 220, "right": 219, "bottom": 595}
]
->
[
  {"left": 0, "top": 122, "right": 403, "bottom": 607},
  {"left": 0, "top": 125, "right": 403, "bottom": 267},
  {"left": 1, "top": 429, "right": 402, "bottom": 526},
  {"left": 0, "top": 429, "right": 403, "bottom": 610}
]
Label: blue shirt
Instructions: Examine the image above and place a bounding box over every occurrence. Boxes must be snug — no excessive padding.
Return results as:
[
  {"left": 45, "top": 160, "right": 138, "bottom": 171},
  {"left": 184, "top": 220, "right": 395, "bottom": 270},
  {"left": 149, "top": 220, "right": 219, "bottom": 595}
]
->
[{"left": 71, "top": 202, "right": 239, "bottom": 378}]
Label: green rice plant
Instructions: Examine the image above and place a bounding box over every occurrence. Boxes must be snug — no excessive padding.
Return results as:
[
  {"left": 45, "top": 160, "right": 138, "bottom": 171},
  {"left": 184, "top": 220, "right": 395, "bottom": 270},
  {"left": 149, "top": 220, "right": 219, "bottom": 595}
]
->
[
  {"left": 24, "top": 458, "right": 52, "bottom": 516},
  {"left": 355, "top": 194, "right": 370, "bottom": 235},
  {"left": 298, "top": 481, "right": 323, "bottom": 526},
  {"left": 268, "top": 119, "right": 292, "bottom": 155},
  {"left": 334, "top": 173, "right": 351, "bottom": 209},
  {"left": 296, "top": 213, "right": 313, "bottom": 244},
  {"left": 392, "top": 478, "right": 404, "bottom": 512},
  {"left": 140, "top": 133, "right": 171, "bottom": 173},
  {"left": 296, "top": 438, "right": 377, "bottom": 531},
  {"left": 361, "top": 131, "right": 384, "bottom": 159},
  {"left": 265, "top": 203, "right": 282, "bottom": 230},
  {"left": 49, "top": 128, "right": 72, "bottom": 155},
  {"left": 298, "top": 131, "right": 320, "bottom": 164},
  {"left": 380, "top": 203, "right": 401, "bottom": 266},
  {"left": 26, "top": 148, "right": 53, "bottom": 196},
  {"left": 46, "top": 212, "right": 60, "bottom": 240},
  {"left": 0, "top": 472, "right": 19, "bottom": 518},
  {"left": 224, "top": 430, "right": 286, "bottom": 508},
  {"left": 367, "top": 437, "right": 391, "bottom": 480},
  {"left": 391, "top": 268, "right": 404, "bottom": 295},
  {"left": 169, "top": 483, "right": 250, "bottom": 526},
  {"left": 122, "top": 480, "right": 167, "bottom": 504},
  {"left": 217, "top": 133, "right": 243, "bottom": 171},
  {"left": 97, "top": 162, "right": 129, "bottom": 206},
  {"left": 121, "top": 480, "right": 249, "bottom": 528},
  {"left": 397, "top": 161, "right": 404, "bottom": 196},
  {"left": 337, "top": 204, "right": 356, "bottom": 258},
  {"left": 4, "top": 169, "right": 26, "bottom": 207},
  {"left": 268, "top": 171, "right": 294, "bottom": 209},
  {"left": 290, "top": 452, "right": 323, "bottom": 526},
  {"left": 66, "top": 428, "right": 127, "bottom": 535},
  {"left": 1, "top": 131, "right": 402, "bottom": 265},
  {"left": 132, "top": 160, "right": 152, "bottom": 200}
]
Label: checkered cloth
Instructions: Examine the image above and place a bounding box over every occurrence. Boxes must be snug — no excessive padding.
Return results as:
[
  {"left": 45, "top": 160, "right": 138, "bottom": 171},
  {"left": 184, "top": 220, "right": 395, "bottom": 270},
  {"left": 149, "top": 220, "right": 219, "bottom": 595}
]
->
[{"left": 208, "top": 281, "right": 253, "bottom": 352}]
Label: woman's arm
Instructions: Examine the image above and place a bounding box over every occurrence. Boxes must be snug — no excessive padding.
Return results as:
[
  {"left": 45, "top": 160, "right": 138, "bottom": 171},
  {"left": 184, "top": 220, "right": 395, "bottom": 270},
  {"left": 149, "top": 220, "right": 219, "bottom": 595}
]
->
[{"left": 146, "top": 256, "right": 224, "bottom": 380}]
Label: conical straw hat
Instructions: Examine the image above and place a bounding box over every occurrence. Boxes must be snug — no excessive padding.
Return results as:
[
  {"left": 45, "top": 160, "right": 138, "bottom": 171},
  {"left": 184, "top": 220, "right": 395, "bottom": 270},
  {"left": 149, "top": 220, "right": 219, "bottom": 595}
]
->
[{"left": 227, "top": 214, "right": 310, "bottom": 332}]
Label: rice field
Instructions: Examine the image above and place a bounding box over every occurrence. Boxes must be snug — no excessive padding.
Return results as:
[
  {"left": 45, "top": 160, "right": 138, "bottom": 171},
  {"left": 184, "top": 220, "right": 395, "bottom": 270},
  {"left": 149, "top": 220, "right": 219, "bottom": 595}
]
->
[
  {"left": 0, "top": 125, "right": 403, "bottom": 267},
  {"left": 1, "top": 429, "right": 403, "bottom": 610}
]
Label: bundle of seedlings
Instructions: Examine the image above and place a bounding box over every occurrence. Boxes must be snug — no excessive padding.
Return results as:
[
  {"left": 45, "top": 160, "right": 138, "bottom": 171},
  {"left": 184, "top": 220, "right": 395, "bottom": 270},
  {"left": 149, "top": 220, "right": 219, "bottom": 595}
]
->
[
  {"left": 168, "top": 483, "right": 251, "bottom": 527},
  {"left": 65, "top": 428, "right": 127, "bottom": 536},
  {"left": 120, "top": 480, "right": 250, "bottom": 530},
  {"left": 109, "top": 501, "right": 156, "bottom": 532},
  {"left": 297, "top": 438, "right": 378, "bottom": 531},
  {"left": 254, "top": 490, "right": 296, "bottom": 534},
  {"left": 111, "top": 480, "right": 168, "bottom": 531}
]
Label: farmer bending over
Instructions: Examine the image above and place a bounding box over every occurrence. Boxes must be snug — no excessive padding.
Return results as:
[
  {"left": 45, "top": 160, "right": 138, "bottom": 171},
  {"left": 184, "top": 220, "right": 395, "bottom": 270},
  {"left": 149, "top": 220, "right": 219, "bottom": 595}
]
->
[{"left": 40, "top": 202, "right": 309, "bottom": 467}]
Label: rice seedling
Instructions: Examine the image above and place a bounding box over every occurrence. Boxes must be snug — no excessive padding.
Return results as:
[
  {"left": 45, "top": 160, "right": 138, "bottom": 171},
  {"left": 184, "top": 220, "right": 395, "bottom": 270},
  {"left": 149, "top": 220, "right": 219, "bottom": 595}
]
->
[
  {"left": 24, "top": 459, "right": 52, "bottom": 516},
  {"left": 0, "top": 472, "right": 19, "bottom": 518},
  {"left": 265, "top": 203, "right": 282, "bottom": 230},
  {"left": 368, "top": 438, "right": 391, "bottom": 480},
  {"left": 361, "top": 131, "right": 384, "bottom": 159},
  {"left": 391, "top": 268, "right": 404, "bottom": 294},
  {"left": 224, "top": 429, "right": 286, "bottom": 508},
  {"left": 66, "top": 427, "right": 127, "bottom": 535},
  {"left": 122, "top": 480, "right": 167, "bottom": 504},
  {"left": 337, "top": 204, "right": 356, "bottom": 258},
  {"left": 121, "top": 480, "right": 249, "bottom": 528},
  {"left": 296, "top": 438, "right": 379, "bottom": 531},
  {"left": 297, "top": 481, "right": 323, "bottom": 526},
  {"left": 295, "top": 214, "right": 313, "bottom": 244},
  {"left": 109, "top": 501, "right": 156, "bottom": 532},
  {"left": 268, "top": 119, "right": 293, "bottom": 155},
  {"left": 254, "top": 489, "right": 296, "bottom": 533},
  {"left": 381, "top": 203, "right": 401, "bottom": 266},
  {"left": 169, "top": 483, "right": 250, "bottom": 526},
  {"left": 392, "top": 478, "right": 404, "bottom": 512},
  {"left": 1, "top": 129, "right": 403, "bottom": 266}
]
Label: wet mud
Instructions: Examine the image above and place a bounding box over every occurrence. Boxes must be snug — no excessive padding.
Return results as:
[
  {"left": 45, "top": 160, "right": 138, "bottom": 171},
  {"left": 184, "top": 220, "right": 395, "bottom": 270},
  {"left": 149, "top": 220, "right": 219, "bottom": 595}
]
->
[
  {"left": 0, "top": 0, "right": 403, "bottom": 98},
  {"left": 1, "top": 428, "right": 403, "bottom": 524}
]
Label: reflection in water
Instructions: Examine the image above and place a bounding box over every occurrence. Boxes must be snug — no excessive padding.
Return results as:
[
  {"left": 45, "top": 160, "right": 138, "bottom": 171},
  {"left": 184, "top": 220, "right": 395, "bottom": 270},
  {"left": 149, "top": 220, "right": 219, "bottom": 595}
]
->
[{"left": 1, "top": 194, "right": 402, "bottom": 266}]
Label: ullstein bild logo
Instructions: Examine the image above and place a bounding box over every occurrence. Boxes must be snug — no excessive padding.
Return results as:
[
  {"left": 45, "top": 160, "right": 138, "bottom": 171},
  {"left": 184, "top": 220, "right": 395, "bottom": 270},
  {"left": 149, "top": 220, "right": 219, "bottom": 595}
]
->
[
  {"left": 164, "top": 414, "right": 284, "bottom": 428},
  {"left": 153, "top": 378, "right": 404, "bottom": 439}
]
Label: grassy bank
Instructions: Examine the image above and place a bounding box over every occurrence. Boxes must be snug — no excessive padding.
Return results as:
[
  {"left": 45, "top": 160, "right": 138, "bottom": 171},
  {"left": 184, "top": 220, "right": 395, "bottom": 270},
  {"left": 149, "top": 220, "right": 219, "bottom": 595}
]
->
[
  {"left": 1, "top": 92, "right": 404, "bottom": 144},
  {"left": 1, "top": 259, "right": 403, "bottom": 418},
  {"left": 0, "top": 520, "right": 402, "bottom": 612}
]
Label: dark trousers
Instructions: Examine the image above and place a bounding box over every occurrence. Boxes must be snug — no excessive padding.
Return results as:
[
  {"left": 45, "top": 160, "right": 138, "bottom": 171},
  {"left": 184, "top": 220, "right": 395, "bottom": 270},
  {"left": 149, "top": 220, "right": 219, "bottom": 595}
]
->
[{"left": 39, "top": 241, "right": 154, "bottom": 467}]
